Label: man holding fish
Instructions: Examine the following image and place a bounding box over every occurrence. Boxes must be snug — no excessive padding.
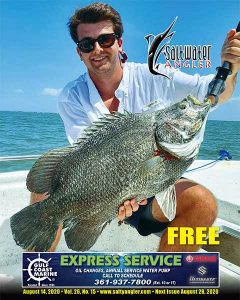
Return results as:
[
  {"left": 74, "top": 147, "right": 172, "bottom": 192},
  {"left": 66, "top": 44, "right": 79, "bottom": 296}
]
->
[{"left": 30, "top": 3, "right": 240, "bottom": 252}]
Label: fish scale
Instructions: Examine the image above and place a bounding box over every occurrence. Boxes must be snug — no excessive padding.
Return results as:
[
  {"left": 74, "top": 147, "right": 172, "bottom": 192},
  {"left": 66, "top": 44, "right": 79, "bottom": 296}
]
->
[{"left": 10, "top": 95, "right": 210, "bottom": 251}]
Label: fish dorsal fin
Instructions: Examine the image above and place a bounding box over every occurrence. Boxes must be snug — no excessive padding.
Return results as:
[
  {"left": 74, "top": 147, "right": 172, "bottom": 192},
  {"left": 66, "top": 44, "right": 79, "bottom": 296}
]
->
[
  {"left": 26, "top": 146, "right": 75, "bottom": 194},
  {"left": 74, "top": 111, "right": 131, "bottom": 145},
  {"left": 27, "top": 111, "right": 132, "bottom": 194}
]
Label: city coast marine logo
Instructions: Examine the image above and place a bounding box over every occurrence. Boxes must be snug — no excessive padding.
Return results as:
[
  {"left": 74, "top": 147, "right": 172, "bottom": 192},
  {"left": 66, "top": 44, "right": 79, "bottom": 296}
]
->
[
  {"left": 23, "top": 253, "right": 58, "bottom": 286},
  {"left": 145, "top": 17, "right": 212, "bottom": 78}
]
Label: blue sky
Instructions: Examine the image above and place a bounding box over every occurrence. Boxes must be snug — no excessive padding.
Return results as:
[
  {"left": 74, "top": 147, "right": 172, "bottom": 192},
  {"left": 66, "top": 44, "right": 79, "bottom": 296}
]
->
[{"left": 0, "top": 0, "right": 239, "bottom": 120}]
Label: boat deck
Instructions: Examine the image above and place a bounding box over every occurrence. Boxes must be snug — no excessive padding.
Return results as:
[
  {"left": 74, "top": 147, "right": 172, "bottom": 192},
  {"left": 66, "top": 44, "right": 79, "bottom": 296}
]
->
[{"left": 0, "top": 160, "right": 239, "bottom": 293}]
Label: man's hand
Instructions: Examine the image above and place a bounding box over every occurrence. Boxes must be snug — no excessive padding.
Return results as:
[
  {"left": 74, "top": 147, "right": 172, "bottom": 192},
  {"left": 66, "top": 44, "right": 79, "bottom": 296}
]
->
[
  {"left": 218, "top": 29, "right": 240, "bottom": 104},
  {"left": 221, "top": 29, "right": 240, "bottom": 74},
  {"left": 117, "top": 198, "right": 148, "bottom": 222}
]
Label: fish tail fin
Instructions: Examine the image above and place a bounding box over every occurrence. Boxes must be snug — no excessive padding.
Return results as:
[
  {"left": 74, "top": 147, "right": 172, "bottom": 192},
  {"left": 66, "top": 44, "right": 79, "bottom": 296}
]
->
[{"left": 10, "top": 202, "right": 60, "bottom": 251}]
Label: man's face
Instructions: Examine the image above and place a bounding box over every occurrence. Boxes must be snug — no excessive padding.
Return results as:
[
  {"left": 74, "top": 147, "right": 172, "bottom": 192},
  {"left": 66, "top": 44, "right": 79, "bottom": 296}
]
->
[{"left": 76, "top": 20, "right": 122, "bottom": 76}]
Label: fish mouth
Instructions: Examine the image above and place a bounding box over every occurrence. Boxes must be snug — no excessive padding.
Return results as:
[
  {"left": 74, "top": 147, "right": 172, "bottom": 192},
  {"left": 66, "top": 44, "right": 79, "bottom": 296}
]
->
[
  {"left": 157, "top": 118, "right": 205, "bottom": 159},
  {"left": 189, "top": 119, "right": 203, "bottom": 135},
  {"left": 166, "top": 118, "right": 203, "bottom": 141},
  {"left": 156, "top": 96, "right": 211, "bottom": 159}
]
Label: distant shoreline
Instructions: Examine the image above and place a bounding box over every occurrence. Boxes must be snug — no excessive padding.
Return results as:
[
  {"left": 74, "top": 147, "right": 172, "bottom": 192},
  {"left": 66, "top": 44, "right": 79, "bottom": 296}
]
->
[{"left": 0, "top": 110, "right": 240, "bottom": 122}]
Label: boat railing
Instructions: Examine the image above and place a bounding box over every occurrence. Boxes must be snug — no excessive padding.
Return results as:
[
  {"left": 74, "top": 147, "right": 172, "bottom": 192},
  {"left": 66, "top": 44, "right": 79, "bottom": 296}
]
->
[{"left": 0, "top": 155, "right": 41, "bottom": 162}]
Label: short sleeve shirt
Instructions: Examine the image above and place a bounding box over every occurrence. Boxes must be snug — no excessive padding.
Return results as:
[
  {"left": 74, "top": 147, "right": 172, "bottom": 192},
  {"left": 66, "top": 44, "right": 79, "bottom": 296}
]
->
[{"left": 58, "top": 62, "right": 214, "bottom": 144}]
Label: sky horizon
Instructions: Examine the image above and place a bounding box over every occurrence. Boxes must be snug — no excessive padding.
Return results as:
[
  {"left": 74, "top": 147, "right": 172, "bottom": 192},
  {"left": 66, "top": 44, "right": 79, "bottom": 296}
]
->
[{"left": 0, "top": 0, "right": 239, "bottom": 120}]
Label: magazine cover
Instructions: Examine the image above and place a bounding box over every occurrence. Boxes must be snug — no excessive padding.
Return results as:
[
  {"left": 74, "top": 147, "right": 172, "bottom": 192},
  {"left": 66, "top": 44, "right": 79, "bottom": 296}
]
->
[{"left": 0, "top": 0, "right": 239, "bottom": 299}]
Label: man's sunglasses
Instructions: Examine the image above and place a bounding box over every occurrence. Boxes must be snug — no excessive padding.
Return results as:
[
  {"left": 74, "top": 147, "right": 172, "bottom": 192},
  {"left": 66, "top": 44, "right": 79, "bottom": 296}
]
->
[{"left": 77, "top": 33, "right": 119, "bottom": 53}]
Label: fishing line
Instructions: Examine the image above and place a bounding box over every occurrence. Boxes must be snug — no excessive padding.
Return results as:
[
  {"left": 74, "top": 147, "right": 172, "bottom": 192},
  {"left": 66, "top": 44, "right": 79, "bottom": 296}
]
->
[{"left": 186, "top": 149, "right": 232, "bottom": 173}]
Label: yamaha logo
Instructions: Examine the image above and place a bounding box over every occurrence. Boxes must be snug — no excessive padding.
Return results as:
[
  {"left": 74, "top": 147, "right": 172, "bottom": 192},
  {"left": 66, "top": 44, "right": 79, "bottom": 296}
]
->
[{"left": 186, "top": 255, "right": 194, "bottom": 262}]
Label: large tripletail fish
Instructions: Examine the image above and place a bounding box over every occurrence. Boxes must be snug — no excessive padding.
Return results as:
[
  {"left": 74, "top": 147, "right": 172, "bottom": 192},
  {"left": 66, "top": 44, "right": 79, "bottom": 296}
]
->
[{"left": 10, "top": 95, "right": 211, "bottom": 251}]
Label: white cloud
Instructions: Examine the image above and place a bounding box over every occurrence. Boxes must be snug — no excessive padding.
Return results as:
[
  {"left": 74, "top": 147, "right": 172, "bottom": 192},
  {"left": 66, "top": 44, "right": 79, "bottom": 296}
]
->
[
  {"left": 15, "top": 89, "right": 24, "bottom": 94},
  {"left": 42, "top": 88, "right": 62, "bottom": 97}
]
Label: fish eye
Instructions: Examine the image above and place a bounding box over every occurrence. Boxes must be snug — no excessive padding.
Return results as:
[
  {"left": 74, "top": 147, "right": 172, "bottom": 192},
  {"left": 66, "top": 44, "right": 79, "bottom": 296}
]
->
[{"left": 179, "top": 101, "right": 188, "bottom": 110}]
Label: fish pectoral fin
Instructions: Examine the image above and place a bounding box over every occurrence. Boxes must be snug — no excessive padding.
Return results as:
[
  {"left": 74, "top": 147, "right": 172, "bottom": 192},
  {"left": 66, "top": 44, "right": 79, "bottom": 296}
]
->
[
  {"left": 64, "top": 221, "right": 108, "bottom": 251},
  {"left": 26, "top": 146, "right": 75, "bottom": 194},
  {"left": 141, "top": 156, "right": 164, "bottom": 174}
]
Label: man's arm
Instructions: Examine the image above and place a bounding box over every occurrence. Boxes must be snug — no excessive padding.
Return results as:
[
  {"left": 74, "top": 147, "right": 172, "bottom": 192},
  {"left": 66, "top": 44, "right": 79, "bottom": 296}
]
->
[{"left": 218, "top": 29, "right": 240, "bottom": 104}]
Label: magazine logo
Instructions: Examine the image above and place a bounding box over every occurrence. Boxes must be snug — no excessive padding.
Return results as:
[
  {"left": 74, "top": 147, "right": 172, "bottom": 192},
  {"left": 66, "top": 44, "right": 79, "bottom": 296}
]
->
[
  {"left": 23, "top": 253, "right": 58, "bottom": 287},
  {"left": 145, "top": 17, "right": 177, "bottom": 78},
  {"left": 197, "top": 266, "right": 207, "bottom": 275},
  {"left": 145, "top": 17, "right": 212, "bottom": 78}
]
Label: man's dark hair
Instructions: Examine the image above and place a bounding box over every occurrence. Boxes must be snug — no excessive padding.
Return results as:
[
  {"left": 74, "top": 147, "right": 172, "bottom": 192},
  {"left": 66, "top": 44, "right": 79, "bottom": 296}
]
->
[{"left": 68, "top": 2, "right": 123, "bottom": 44}]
